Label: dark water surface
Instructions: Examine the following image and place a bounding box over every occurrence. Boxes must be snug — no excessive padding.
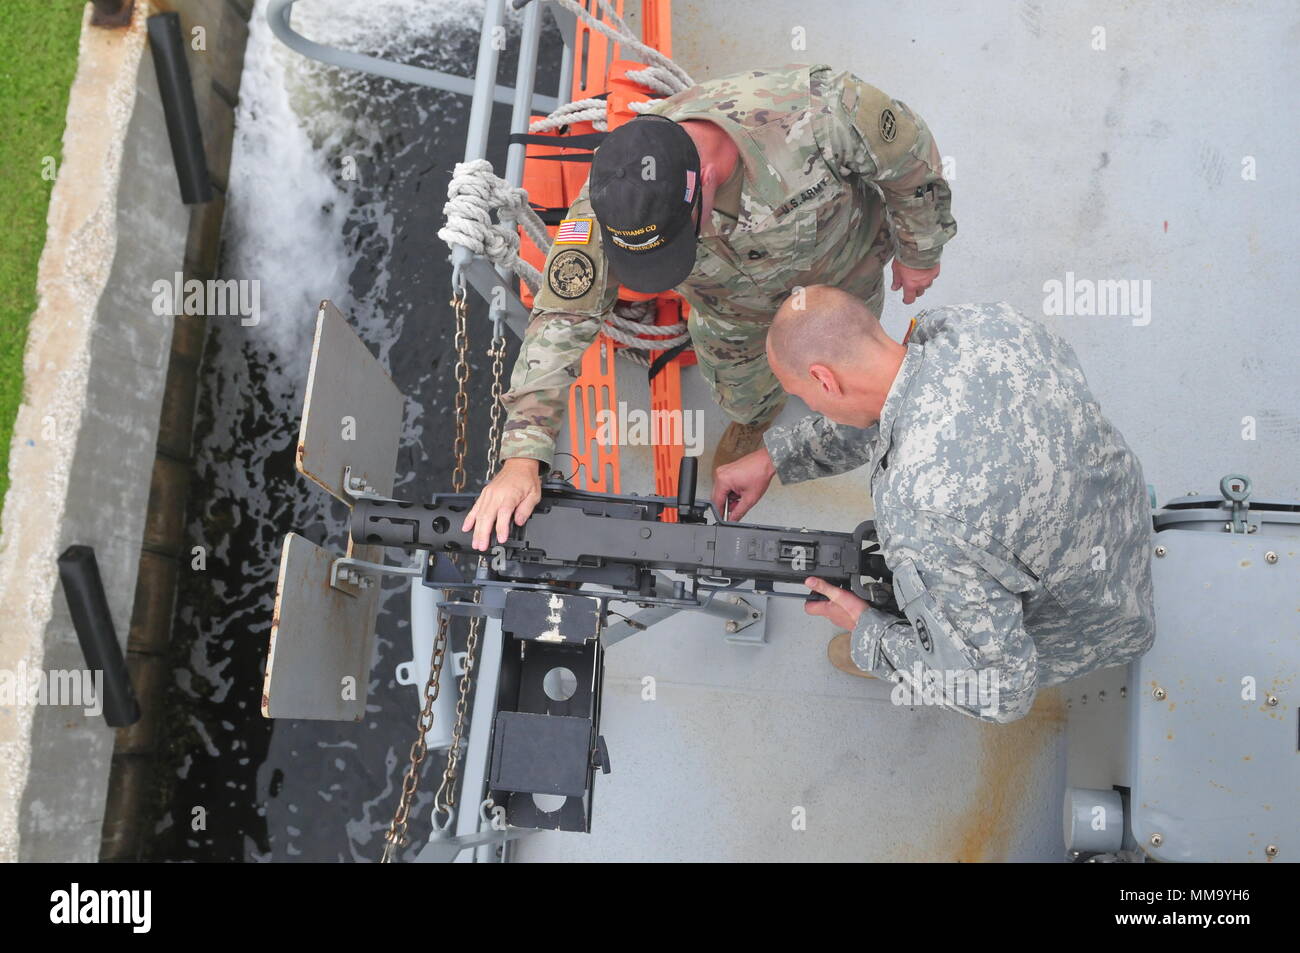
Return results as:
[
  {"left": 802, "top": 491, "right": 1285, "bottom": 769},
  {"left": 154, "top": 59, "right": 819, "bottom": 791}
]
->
[{"left": 148, "top": 0, "right": 562, "bottom": 862}]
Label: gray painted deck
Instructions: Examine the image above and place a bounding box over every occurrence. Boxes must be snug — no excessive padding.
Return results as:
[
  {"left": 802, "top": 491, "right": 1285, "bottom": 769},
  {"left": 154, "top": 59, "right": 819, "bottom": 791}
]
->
[{"left": 512, "top": 0, "right": 1298, "bottom": 862}]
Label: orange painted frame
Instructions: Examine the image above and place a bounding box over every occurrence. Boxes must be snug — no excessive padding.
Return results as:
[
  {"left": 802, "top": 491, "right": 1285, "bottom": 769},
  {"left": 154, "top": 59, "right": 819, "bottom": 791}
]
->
[{"left": 518, "top": 2, "right": 693, "bottom": 505}]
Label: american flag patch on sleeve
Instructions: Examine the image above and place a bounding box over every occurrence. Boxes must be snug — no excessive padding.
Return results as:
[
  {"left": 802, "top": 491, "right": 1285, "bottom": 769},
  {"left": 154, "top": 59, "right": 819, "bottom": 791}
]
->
[{"left": 554, "top": 218, "right": 593, "bottom": 244}]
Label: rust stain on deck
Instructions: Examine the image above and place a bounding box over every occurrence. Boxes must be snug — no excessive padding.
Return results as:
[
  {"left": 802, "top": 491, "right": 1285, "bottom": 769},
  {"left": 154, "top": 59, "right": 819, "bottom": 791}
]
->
[{"left": 944, "top": 687, "right": 1067, "bottom": 862}]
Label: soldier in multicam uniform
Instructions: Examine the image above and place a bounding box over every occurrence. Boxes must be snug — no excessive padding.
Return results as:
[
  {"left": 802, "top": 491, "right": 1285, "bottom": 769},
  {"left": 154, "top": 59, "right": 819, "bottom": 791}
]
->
[
  {"left": 463, "top": 65, "right": 957, "bottom": 550},
  {"left": 713, "top": 286, "right": 1156, "bottom": 724}
]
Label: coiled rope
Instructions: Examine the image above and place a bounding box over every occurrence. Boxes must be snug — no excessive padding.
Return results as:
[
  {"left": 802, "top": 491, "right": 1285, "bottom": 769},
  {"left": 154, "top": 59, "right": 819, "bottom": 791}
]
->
[{"left": 439, "top": 1, "right": 696, "bottom": 363}]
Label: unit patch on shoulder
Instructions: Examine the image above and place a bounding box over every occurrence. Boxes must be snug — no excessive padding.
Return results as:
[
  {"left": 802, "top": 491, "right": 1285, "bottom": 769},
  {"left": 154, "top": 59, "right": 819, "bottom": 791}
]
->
[
  {"left": 554, "top": 218, "right": 593, "bottom": 244},
  {"left": 879, "top": 108, "right": 897, "bottom": 143},
  {"left": 547, "top": 249, "right": 595, "bottom": 299}
]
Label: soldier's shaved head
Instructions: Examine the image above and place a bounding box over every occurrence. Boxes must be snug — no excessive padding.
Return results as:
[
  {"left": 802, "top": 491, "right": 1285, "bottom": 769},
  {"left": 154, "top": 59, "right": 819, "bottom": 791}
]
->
[
  {"left": 767, "top": 285, "right": 892, "bottom": 376},
  {"left": 765, "top": 284, "right": 907, "bottom": 429}
]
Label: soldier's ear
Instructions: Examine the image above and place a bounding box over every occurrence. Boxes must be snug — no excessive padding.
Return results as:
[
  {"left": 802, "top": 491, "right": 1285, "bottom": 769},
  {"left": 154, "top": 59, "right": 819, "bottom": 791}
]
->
[{"left": 808, "top": 364, "right": 842, "bottom": 396}]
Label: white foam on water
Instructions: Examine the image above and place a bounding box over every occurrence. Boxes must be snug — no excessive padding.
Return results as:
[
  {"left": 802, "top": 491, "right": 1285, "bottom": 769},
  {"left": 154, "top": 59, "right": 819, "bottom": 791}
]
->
[
  {"left": 225, "top": 0, "right": 512, "bottom": 368},
  {"left": 223, "top": 1, "right": 359, "bottom": 373},
  {"left": 207, "top": 0, "right": 518, "bottom": 532},
  {"left": 177, "top": 0, "right": 528, "bottom": 859}
]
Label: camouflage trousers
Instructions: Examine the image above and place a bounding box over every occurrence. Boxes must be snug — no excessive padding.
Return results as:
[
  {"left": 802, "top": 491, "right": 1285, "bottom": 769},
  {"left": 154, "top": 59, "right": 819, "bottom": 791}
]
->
[{"left": 688, "top": 273, "right": 887, "bottom": 426}]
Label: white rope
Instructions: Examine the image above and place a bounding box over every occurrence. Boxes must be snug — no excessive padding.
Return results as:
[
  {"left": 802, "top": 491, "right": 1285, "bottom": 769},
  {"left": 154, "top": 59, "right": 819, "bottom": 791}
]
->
[
  {"left": 439, "top": 160, "right": 690, "bottom": 358},
  {"left": 443, "top": 5, "right": 696, "bottom": 359},
  {"left": 570, "top": 0, "right": 693, "bottom": 90},
  {"left": 528, "top": 0, "right": 694, "bottom": 134},
  {"left": 529, "top": 98, "right": 610, "bottom": 132},
  {"left": 438, "top": 159, "right": 549, "bottom": 290},
  {"left": 606, "top": 301, "right": 690, "bottom": 351},
  {"left": 624, "top": 68, "right": 677, "bottom": 98}
]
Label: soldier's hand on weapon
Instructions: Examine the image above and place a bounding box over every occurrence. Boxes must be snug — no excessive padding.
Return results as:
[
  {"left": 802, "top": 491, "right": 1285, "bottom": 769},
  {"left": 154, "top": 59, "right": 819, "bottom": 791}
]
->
[
  {"left": 803, "top": 576, "right": 870, "bottom": 630},
  {"left": 891, "top": 259, "right": 940, "bottom": 305},
  {"left": 462, "top": 458, "right": 542, "bottom": 551},
  {"left": 711, "top": 447, "right": 777, "bottom": 521}
]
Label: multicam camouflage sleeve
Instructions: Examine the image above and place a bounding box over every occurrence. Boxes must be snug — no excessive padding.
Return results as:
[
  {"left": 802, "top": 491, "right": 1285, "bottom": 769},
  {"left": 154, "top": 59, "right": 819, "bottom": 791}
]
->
[
  {"left": 763, "top": 416, "right": 879, "bottom": 485},
  {"left": 814, "top": 70, "right": 957, "bottom": 270},
  {"left": 498, "top": 309, "right": 602, "bottom": 470},
  {"left": 498, "top": 187, "right": 619, "bottom": 469},
  {"left": 852, "top": 509, "right": 1040, "bottom": 724}
]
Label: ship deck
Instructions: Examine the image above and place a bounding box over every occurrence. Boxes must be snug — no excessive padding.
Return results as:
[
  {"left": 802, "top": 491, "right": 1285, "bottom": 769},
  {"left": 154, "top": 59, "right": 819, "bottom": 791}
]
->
[{"left": 508, "top": 0, "right": 1298, "bottom": 862}]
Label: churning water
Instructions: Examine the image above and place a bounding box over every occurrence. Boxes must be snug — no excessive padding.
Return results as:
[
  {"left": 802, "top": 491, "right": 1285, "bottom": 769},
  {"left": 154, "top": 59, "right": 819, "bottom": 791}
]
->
[{"left": 149, "top": 0, "right": 559, "bottom": 861}]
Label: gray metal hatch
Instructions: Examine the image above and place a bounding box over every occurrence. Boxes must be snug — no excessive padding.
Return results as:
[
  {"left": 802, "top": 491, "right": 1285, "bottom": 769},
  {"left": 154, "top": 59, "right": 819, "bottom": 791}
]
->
[{"left": 1130, "top": 503, "right": 1299, "bottom": 862}]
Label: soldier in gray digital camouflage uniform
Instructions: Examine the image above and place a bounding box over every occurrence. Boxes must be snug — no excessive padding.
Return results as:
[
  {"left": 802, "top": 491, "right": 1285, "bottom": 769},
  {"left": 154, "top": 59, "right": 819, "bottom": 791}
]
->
[
  {"left": 713, "top": 285, "right": 1156, "bottom": 724},
  {"left": 463, "top": 65, "right": 956, "bottom": 550}
]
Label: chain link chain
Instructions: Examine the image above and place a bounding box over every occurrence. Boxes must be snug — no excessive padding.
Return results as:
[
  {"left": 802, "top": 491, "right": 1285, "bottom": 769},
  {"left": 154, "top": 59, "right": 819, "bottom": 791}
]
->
[
  {"left": 450, "top": 288, "right": 471, "bottom": 492},
  {"left": 381, "top": 610, "right": 450, "bottom": 862},
  {"left": 432, "top": 313, "right": 507, "bottom": 818},
  {"left": 381, "top": 286, "right": 479, "bottom": 861},
  {"left": 382, "top": 286, "right": 507, "bottom": 860},
  {"left": 484, "top": 323, "right": 507, "bottom": 477}
]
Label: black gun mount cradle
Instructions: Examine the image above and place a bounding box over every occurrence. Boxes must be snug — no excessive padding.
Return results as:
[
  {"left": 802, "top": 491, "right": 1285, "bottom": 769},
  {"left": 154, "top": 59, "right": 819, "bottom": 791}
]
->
[{"left": 351, "top": 457, "right": 894, "bottom": 832}]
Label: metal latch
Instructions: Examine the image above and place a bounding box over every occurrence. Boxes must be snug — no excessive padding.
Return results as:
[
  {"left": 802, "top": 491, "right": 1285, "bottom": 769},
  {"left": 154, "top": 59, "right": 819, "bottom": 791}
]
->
[
  {"left": 1219, "top": 473, "right": 1254, "bottom": 534},
  {"left": 593, "top": 736, "right": 612, "bottom": 775}
]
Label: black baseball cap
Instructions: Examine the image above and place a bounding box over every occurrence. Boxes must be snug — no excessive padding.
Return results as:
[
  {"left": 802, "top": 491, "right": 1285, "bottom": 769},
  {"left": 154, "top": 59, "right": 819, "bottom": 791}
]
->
[{"left": 589, "top": 115, "right": 702, "bottom": 294}]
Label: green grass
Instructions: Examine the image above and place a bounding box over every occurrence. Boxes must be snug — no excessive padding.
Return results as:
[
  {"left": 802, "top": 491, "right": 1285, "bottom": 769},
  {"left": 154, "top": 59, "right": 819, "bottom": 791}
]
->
[{"left": 0, "top": 2, "right": 86, "bottom": 518}]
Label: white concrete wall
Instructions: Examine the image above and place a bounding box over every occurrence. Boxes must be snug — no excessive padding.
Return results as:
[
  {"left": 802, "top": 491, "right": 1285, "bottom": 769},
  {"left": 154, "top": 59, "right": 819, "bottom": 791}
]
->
[{"left": 0, "top": 7, "right": 189, "bottom": 863}]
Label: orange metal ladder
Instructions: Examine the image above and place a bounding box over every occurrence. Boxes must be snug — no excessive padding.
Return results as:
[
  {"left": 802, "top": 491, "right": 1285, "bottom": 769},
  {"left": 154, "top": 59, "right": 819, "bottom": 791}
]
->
[{"left": 517, "top": 0, "right": 692, "bottom": 516}]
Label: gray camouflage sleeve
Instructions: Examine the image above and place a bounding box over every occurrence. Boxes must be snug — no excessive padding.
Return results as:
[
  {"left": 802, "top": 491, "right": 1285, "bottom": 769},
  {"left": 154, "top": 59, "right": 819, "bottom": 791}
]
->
[
  {"left": 851, "top": 509, "right": 1039, "bottom": 724},
  {"left": 763, "top": 415, "right": 878, "bottom": 485}
]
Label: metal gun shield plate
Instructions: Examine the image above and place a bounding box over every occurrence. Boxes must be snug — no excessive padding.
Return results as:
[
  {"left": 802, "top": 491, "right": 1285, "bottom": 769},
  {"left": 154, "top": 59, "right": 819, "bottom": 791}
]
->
[
  {"left": 264, "top": 301, "right": 403, "bottom": 721},
  {"left": 297, "top": 300, "right": 404, "bottom": 502},
  {"left": 263, "top": 532, "right": 383, "bottom": 720}
]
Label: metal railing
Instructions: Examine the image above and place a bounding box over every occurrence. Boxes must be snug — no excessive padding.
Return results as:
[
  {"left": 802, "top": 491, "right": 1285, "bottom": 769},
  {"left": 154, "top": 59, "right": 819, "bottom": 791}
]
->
[
  {"left": 266, "top": 0, "right": 560, "bottom": 114},
  {"left": 267, "top": 0, "right": 591, "bottom": 864},
  {"left": 266, "top": 0, "right": 575, "bottom": 339}
]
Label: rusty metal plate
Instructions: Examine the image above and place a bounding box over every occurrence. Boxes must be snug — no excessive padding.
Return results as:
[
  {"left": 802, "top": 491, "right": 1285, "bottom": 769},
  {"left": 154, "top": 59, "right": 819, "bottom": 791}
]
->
[
  {"left": 262, "top": 532, "right": 382, "bottom": 721},
  {"left": 297, "top": 300, "right": 404, "bottom": 501}
]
